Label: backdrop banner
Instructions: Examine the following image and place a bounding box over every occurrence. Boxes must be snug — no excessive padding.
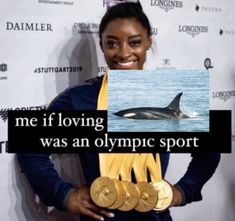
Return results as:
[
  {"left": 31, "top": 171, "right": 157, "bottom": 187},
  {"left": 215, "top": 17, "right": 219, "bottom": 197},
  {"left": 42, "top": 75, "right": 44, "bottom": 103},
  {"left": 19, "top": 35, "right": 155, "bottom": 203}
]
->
[{"left": 0, "top": 1, "right": 234, "bottom": 221}]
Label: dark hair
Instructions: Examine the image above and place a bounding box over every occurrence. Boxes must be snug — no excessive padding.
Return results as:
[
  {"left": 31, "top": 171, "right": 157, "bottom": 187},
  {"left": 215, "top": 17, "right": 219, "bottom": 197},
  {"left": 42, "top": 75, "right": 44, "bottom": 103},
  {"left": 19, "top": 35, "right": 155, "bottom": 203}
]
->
[{"left": 99, "top": 2, "right": 152, "bottom": 38}]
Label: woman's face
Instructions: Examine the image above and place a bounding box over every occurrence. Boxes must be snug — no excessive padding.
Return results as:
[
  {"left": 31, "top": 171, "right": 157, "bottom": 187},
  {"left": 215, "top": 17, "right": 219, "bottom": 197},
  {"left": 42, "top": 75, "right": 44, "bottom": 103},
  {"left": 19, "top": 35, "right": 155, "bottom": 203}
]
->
[{"left": 100, "top": 18, "right": 152, "bottom": 70}]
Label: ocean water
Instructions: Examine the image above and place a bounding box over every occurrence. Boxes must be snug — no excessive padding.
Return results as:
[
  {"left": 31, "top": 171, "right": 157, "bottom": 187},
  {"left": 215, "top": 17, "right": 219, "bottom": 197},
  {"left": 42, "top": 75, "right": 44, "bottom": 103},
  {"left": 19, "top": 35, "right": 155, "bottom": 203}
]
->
[{"left": 108, "top": 70, "right": 209, "bottom": 132}]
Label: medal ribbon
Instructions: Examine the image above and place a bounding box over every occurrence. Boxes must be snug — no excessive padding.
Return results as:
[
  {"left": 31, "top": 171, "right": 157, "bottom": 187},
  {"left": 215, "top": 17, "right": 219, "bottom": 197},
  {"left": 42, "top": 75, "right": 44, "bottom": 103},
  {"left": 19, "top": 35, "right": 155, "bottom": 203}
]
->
[
  {"left": 98, "top": 73, "right": 124, "bottom": 179},
  {"left": 97, "top": 73, "right": 108, "bottom": 110},
  {"left": 97, "top": 73, "right": 163, "bottom": 183}
]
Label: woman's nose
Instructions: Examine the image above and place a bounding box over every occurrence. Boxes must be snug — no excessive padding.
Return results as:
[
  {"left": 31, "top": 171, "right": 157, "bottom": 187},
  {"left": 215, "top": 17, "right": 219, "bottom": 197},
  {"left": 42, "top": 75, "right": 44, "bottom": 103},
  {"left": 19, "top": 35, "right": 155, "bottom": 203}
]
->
[{"left": 117, "top": 44, "right": 131, "bottom": 59}]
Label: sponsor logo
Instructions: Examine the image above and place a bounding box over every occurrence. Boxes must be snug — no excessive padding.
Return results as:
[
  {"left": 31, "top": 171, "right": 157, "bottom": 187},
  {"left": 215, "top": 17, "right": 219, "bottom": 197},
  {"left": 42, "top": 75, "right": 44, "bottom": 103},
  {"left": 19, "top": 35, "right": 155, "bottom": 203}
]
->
[
  {"left": 219, "top": 29, "right": 235, "bottom": 36},
  {"left": 162, "top": 58, "right": 171, "bottom": 66},
  {"left": 151, "top": 27, "right": 158, "bottom": 36},
  {"left": 73, "top": 22, "right": 99, "bottom": 34},
  {"left": 195, "top": 4, "right": 222, "bottom": 13},
  {"left": 156, "top": 59, "right": 176, "bottom": 69},
  {"left": 0, "top": 63, "right": 8, "bottom": 80},
  {"left": 0, "top": 141, "right": 8, "bottom": 153},
  {"left": 34, "top": 66, "right": 83, "bottom": 74},
  {"left": 6, "top": 22, "right": 53, "bottom": 32},
  {"left": 103, "top": 0, "right": 106, "bottom": 7},
  {"left": 204, "top": 58, "right": 213, "bottom": 70},
  {"left": 150, "top": 0, "right": 183, "bottom": 12},
  {"left": 0, "top": 105, "right": 46, "bottom": 123},
  {"left": 98, "top": 66, "right": 108, "bottom": 73},
  {"left": 38, "top": 0, "right": 74, "bottom": 5},
  {"left": 178, "top": 25, "right": 208, "bottom": 37},
  {"left": 0, "top": 111, "right": 8, "bottom": 122},
  {"left": 232, "top": 135, "right": 235, "bottom": 141},
  {"left": 0, "top": 76, "right": 7, "bottom": 80},
  {"left": 212, "top": 90, "right": 235, "bottom": 102},
  {"left": 0, "top": 63, "right": 7, "bottom": 72}
]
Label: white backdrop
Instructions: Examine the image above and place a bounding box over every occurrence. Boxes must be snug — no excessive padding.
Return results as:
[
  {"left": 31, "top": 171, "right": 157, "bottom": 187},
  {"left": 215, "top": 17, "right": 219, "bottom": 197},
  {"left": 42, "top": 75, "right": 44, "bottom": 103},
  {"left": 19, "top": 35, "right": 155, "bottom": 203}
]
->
[{"left": 0, "top": 0, "right": 234, "bottom": 221}]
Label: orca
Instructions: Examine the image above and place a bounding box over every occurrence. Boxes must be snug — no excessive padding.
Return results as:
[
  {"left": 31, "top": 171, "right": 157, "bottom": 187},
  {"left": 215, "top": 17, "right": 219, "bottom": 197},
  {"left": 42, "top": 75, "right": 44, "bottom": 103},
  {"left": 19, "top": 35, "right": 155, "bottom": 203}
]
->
[{"left": 114, "top": 92, "right": 189, "bottom": 120}]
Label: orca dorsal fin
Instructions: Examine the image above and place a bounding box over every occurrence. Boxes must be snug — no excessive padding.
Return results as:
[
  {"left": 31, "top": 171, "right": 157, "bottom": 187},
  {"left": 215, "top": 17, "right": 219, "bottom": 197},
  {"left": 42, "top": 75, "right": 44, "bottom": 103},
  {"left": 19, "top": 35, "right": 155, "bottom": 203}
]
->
[{"left": 166, "top": 92, "right": 183, "bottom": 111}]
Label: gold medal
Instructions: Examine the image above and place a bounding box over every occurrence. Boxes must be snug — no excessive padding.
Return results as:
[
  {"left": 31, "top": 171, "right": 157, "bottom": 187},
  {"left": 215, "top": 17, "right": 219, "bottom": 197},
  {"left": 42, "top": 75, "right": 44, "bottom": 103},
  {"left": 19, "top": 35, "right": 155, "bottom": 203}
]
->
[
  {"left": 135, "top": 182, "right": 158, "bottom": 212},
  {"left": 152, "top": 180, "right": 173, "bottom": 211},
  {"left": 90, "top": 177, "right": 118, "bottom": 208},
  {"left": 108, "top": 180, "right": 126, "bottom": 209},
  {"left": 118, "top": 181, "right": 140, "bottom": 211}
]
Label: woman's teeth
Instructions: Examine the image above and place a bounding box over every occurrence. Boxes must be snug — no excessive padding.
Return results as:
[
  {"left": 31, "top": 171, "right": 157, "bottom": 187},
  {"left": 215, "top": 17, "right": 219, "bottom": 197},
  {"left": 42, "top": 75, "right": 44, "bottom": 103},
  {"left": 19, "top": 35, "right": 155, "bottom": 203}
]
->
[{"left": 116, "top": 61, "right": 135, "bottom": 67}]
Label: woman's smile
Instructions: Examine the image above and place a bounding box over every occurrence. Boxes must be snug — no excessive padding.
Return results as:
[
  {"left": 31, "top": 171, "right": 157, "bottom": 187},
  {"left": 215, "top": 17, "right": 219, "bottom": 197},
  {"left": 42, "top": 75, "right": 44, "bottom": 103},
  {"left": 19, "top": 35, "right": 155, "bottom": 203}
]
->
[{"left": 113, "top": 60, "right": 137, "bottom": 69}]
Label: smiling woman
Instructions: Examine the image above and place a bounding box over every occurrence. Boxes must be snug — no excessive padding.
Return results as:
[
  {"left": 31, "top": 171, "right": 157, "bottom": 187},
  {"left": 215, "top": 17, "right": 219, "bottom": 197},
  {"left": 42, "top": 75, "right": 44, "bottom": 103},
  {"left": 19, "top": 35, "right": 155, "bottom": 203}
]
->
[
  {"left": 17, "top": 1, "right": 221, "bottom": 221},
  {"left": 100, "top": 18, "right": 152, "bottom": 70},
  {"left": 99, "top": 1, "right": 152, "bottom": 70}
]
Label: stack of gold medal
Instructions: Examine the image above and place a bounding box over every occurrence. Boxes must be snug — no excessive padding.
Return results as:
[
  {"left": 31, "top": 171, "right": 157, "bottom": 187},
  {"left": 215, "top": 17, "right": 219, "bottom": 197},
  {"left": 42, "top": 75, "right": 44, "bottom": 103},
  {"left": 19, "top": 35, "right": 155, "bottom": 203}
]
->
[
  {"left": 90, "top": 153, "right": 173, "bottom": 212},
  {"left": 91, "top": 73, "right": 173, "bottom": 212},
  {"left": 90, "top": 154, "right": 139, "bottom": 211}
]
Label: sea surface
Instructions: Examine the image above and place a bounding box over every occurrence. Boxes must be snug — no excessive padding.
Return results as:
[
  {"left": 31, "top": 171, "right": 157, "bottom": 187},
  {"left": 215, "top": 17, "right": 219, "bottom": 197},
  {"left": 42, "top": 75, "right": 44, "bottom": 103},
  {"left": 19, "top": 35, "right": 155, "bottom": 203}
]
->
[{"left": 108, "top": 70, "right": 209, "bottom": 132}]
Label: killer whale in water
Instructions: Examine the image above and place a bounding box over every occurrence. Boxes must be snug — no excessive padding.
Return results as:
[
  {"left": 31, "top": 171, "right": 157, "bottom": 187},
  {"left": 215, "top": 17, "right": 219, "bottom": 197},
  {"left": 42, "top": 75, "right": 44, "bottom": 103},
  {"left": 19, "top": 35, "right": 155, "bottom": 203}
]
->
[{"left": 114, "top": 92, "right": 189, "bottom": 120}]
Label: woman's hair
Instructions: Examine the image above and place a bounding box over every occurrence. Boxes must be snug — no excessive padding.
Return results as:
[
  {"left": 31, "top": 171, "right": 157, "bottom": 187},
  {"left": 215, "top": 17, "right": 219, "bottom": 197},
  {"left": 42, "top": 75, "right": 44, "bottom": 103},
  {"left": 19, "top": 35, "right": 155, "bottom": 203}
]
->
[{"left": 99, "top": 2, "right": 152, "bottom": 38}]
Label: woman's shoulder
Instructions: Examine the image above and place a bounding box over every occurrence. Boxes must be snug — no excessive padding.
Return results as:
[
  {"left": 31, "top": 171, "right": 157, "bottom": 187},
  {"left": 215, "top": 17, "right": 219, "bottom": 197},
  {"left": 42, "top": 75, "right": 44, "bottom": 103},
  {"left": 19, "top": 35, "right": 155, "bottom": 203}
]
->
[{"left": 48, "top": 75, "right": 103, "bottom": 110}]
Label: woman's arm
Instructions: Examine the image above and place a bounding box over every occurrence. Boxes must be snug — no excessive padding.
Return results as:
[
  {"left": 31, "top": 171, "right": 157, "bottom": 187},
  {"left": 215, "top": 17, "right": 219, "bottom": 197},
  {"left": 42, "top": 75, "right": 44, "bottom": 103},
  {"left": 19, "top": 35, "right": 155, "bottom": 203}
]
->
[{"left": 175, "top": 153, "right": 221, "bottom": 205}]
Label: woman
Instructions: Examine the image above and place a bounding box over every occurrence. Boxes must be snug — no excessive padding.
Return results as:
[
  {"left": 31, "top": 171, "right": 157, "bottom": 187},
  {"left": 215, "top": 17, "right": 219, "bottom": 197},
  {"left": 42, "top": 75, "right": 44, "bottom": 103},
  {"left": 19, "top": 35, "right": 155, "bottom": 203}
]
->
[{"left": 18, "top": 1, "right": 220, "bottom": 221}]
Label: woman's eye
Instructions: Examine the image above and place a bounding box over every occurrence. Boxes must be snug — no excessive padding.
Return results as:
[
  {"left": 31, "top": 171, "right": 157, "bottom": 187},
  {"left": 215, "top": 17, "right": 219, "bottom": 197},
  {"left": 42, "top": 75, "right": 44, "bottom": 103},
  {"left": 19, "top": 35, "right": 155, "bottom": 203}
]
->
[
  {"left": 106, "top": 40, "right": 118, "bottom": 48},
  {"left": 130, "top": 40, "right": 141, "bottom": 47}
]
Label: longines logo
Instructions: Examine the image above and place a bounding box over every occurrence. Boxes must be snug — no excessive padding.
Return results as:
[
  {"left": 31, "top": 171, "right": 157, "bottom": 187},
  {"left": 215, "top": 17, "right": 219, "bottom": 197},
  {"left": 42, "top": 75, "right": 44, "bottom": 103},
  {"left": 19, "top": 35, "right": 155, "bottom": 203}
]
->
[
  {"left": 6, "top": 22, "right": 53, "bottom": 32},
  {"left": 34, "top": 66, "right": 83, "bottom": 73},
  {"left": 150, "top": 0, "right": 183, "bottom": 12},
  {"left": 0, "top": 105, "right": 46, "bottom": 123},
  {"left": 73, "top": 23, "right": 99, "bottom": 34},
  {"left": 219, "top": 29, "right": 235, "bottom": 36},
  {"left": 179, "top": 25, "right": 208, "bottom": 37},
  {"left": 38, "top": 0, "right": 74, "bottom": 5},
  {"left": 212, "top": 90, "right": 235, "bottom": 102},
  {"left": 195, "top": 4, "right": 222, "bottom": 13},
  {"left": 0, "top": 141, "right": 8, "bottom": 153}
]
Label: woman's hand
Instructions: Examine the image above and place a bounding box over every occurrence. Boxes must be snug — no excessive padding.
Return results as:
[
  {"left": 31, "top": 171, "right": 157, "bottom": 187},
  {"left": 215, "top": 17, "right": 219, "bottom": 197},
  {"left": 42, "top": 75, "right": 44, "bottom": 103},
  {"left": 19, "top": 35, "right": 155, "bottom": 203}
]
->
[
  {"left": 170, "top": 185, "right": 184, "bottom": 207},
  {"left": 67, "top": 185, "right": 115, "bottom": 221}
]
